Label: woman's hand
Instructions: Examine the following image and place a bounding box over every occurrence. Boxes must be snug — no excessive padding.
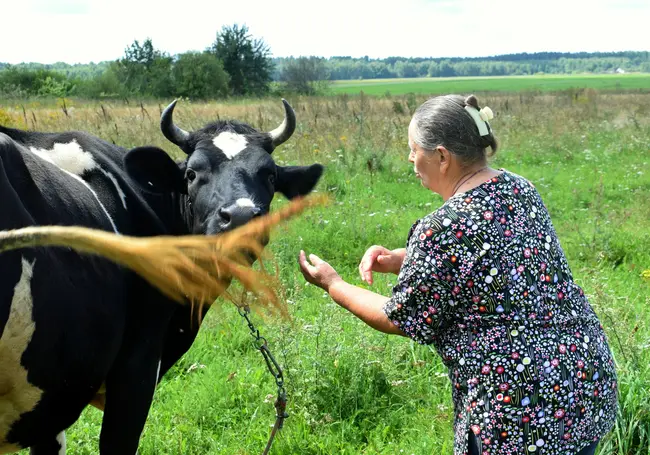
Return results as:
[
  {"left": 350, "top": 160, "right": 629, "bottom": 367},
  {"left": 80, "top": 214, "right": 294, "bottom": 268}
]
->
[
  {"left": 297, "top": 250, "right": 406, "bottom": 337},
  {"left": 358, "top": 245, "right": 405, "bottom": 285},
  {"left": 298, "top": 250, "right": 343, "bottom": 291}
]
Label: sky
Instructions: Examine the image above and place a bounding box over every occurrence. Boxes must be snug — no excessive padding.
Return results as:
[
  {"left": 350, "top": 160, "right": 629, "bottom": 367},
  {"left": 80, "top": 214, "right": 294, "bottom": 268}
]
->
[{"left": 2, "top": 0, "right": 649, "bottom": 64}]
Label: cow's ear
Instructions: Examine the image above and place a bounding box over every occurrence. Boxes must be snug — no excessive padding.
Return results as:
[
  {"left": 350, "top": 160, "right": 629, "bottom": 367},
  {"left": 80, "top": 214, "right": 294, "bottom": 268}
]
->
[
  {"left": 124, "top": 146, "right": 186, "bottom": 194},
  {"left": 276, "top": 164, "right": 324, "bottom": 199}
]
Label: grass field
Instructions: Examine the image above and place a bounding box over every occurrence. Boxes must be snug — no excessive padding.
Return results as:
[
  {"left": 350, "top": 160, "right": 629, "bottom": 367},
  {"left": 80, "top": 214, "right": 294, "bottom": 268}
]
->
[
  {"left": 2, "top": 89, "right": 649, "bottom": 454},
  {"left": 330, "top": 74, "right": 650, "bottom": 96}
]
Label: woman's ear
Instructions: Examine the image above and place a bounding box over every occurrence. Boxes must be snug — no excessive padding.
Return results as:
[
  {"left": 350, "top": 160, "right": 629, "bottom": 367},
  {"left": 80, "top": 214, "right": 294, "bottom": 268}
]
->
[{"left": 437, "top": 146, "right": 452, "bottom": 174}]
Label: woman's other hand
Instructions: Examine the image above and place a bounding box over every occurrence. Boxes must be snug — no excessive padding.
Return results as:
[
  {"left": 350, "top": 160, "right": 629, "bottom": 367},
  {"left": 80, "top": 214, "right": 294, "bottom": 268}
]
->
[
  {"left": 298, "top": 250, "right": 343, "bottom": 291},
  {"left": 358, "top": 246, "right": 405, "bottom": 285}
]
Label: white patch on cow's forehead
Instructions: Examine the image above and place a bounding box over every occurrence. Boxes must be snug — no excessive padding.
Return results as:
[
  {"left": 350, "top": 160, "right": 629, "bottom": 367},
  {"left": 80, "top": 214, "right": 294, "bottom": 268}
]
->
[
  {"left": 0, "top": 258, "right": 44, "bottom": 447},
  {"left": 236, "top": 198, "right": 256, "bottom": 208},
  {"left": 212, "top": 132, "right": 248, "bottom": 160},
  {"left": 30, "top": 140, "right": 96, "bottom": 176},
  {"left": 56, "top": 431, "right": 66, "bottom": 455}
]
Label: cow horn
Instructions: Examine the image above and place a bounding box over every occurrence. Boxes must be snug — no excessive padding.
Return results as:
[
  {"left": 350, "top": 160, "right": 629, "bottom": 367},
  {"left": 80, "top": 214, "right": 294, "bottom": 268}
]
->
[
  {"left": 268, "top": 99, "right": 296, "bottom": 148},
  {"left": 161, "top": 99, "right": 190, "bottom": 150}
]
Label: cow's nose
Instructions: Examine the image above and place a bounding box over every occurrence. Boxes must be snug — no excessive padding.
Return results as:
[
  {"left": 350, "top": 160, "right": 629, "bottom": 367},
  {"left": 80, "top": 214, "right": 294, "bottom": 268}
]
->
[{"left": 218, "top": 204, "right": 262, "bottom": 231}]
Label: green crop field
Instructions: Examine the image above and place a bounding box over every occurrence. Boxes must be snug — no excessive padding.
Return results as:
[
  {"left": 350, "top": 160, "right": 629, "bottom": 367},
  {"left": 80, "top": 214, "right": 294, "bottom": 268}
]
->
[
  {"left": 330, "top": 74, "right": 650, "bottom": 96},
  {"left": 2, "top": 89, "right": 649, "bottom": 454}
]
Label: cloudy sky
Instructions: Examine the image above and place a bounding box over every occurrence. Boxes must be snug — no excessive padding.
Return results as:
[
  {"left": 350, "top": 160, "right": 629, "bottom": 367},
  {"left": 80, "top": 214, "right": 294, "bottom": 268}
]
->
[{"left": 2, "top": 0, "right": 648, "bottom": 64}]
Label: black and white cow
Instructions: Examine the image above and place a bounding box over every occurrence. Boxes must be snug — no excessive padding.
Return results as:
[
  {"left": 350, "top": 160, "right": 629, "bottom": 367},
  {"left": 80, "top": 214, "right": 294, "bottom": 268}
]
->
[{"left": 0, "top": 99, "right": 323, "bottom": 454}]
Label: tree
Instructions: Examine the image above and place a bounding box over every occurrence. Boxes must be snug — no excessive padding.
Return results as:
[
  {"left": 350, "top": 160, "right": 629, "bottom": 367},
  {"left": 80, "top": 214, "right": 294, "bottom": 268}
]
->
[
  {"left": 112, "top": 38, "right": 173, "bottom": 97},
  {"left": 0, "top": 66, "right": 74, "bottom": 97},
  {"left": 279, "top": 56, "right": 330, "bottom": 95},
  {"left": 74, "top": 67, "right": 122, "bottom": 98},
  {"left": 209, "top": 24, "right": 273, "bottom": 97},
  {"left": 394, "top": 61, "right": 418, "bottom": 78},
  {"left": 37, "top": 75, "right": 75, "bottom": 97},
  {"left": 172, "top": 52, "right": 229, "bottom": 99}
]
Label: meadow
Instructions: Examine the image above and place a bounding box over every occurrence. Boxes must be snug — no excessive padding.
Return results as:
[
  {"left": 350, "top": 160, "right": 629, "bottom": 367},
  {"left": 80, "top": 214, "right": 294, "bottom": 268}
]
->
[
  {"left": 1, "top": 87, "right": 649, "bottom": 454},
  {"left": 330, "top": 74, "right": 650, "bottom": 96}
]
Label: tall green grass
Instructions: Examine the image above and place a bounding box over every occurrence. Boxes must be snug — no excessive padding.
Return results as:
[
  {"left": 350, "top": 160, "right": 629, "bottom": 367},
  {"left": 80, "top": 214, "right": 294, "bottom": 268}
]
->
[{"left": 3, "top": 90, "right": 649, "bottom": 454}]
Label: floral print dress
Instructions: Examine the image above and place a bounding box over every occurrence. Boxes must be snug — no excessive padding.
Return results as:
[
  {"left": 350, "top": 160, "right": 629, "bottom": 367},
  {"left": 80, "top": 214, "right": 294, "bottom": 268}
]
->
[{"left": 383, "top": 170, "right": 618, "bottom": 455}]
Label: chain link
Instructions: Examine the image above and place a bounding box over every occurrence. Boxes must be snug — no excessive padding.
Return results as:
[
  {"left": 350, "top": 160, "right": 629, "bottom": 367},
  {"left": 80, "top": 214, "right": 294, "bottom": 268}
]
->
[{"left": 237, "top": 303, "right": 289, "bottom": 453}]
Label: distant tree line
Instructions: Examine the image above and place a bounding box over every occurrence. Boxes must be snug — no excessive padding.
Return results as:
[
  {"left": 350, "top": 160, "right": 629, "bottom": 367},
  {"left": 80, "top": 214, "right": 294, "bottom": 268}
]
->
[
  {"left": 277, "top": 52, "right": 650, "bottom": 80},
  {"left": 0, "top": 24, "right": 283, "bottom": 99},
  {"left": 1, "top": 32, "right": 648, "bottom": 100}
]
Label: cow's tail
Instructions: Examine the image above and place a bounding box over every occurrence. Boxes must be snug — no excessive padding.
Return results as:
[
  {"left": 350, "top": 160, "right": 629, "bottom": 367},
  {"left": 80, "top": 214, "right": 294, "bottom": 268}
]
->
[{"left": 0, "top": 194, "right": 329, "bottom": 317}]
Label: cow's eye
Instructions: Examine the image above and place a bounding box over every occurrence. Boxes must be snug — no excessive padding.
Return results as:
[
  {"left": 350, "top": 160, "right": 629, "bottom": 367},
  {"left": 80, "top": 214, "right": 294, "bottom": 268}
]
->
[
  {"left": 186, "top": 169, "right": 197, "bottom": 183},
  {"left": 268, "top": 173, "right": 276, "bottom": 186}
]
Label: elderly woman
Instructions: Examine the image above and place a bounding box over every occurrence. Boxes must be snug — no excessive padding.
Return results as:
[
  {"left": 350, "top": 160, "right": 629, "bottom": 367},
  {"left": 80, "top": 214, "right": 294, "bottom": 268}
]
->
[{"left": 298, "top": 94, "right": 618, "bottom": 455}]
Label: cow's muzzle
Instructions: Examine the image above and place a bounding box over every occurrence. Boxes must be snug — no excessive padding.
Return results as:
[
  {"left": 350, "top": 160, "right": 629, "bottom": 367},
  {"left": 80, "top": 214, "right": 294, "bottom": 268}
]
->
[{"left": 215, "top": 203, "right": 262, "bottom": 232}]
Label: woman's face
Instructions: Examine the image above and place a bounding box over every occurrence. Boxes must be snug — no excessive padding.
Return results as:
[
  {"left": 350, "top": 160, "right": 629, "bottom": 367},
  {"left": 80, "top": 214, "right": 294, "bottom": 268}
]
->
[{"left": 408, "top": 124, "right": 440, "bottom": 191}]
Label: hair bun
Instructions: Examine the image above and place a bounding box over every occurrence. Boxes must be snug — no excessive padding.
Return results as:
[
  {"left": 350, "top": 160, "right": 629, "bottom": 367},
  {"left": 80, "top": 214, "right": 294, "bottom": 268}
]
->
[{"left": 465, "top": 95, "right": 480, "bottom": 110}]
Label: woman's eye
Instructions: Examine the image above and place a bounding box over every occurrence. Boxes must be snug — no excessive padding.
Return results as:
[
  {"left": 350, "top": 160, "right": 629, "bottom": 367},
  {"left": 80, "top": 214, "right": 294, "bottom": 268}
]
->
[{"left": 186, "top": 169, "right": 197, "bottom": 182}]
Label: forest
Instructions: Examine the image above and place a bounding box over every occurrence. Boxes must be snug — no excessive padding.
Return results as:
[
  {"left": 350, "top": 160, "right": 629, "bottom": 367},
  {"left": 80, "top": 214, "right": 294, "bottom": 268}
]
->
[{"left": 1, "top": 24, "right": 648, "bottom": 99}]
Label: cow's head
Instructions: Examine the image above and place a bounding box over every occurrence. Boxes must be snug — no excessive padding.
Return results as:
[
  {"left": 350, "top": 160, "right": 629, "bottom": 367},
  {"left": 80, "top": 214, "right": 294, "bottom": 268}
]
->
[{"left": 124, "top": 99, "right": 323, "bottom": 238}]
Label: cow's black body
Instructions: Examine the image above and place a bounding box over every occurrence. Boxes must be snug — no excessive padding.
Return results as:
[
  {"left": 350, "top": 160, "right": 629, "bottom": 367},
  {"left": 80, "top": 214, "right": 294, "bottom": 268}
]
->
[{"left": 0, "top": 99, "right": 322, "bottom": 454}]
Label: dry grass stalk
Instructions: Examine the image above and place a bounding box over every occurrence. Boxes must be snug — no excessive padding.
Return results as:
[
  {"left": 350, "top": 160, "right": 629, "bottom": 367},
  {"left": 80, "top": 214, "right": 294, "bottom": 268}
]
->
[{"left": 0, "top": 194, "right": 329, "bottom": 317}]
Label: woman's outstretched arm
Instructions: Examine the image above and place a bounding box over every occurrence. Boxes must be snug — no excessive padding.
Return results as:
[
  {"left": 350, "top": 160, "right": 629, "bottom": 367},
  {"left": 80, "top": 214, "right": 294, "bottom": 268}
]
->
[{"left": 298, "top": 250, "right": 406, "bottom": 336}]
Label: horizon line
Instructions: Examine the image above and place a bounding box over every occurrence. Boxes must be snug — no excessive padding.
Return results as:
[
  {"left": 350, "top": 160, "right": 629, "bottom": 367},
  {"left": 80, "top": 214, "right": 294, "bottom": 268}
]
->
[{"left": 2, "top": 49, "right": 649, "bottom": 67}]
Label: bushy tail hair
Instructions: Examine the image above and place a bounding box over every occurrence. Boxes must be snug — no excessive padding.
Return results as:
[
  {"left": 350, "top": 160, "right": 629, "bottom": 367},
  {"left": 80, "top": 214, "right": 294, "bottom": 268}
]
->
[{"left": 0, "top": 194, "right": 328, "bottom": 318}]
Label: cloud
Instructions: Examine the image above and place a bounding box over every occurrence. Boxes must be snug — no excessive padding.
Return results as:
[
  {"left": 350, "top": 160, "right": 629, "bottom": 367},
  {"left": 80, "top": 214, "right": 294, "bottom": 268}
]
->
[
  {"left": 34, "top": 0, "right": 91, "bottom": 14},
  {"left": 13, "top": 0, "right": 92, "bottom": 14},
  {"left": 1, "top": 0, "right": 648, "bottom": 64}
]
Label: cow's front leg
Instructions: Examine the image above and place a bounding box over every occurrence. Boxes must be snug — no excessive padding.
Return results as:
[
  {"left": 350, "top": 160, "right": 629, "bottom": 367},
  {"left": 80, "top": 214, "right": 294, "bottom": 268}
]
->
[
  {"left": 29, "top": 431, "right": 66, "bottom": 455},
  {"left": 98, "top": 347, "right": 161, "bottom": 455}
]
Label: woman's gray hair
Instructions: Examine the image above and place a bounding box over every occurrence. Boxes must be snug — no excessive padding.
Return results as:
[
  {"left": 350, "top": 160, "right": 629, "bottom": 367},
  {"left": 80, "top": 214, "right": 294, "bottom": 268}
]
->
[{"left": 409, "top": 94, "right": 498, "bottom": 166}]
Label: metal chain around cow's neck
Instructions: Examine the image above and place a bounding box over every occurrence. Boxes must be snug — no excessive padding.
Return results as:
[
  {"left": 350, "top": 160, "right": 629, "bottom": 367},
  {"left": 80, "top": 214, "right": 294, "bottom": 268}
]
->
[{"left": 236, "top": 303, "right": 288, "bottom": 455}]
